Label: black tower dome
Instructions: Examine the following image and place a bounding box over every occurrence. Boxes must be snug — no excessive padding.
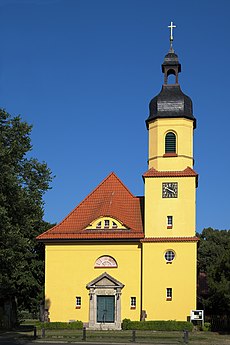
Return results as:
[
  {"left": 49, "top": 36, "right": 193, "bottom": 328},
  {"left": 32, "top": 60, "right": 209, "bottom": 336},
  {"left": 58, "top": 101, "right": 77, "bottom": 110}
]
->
[{"left": 146, "top": 45, "right": 196, "bottom": 129}]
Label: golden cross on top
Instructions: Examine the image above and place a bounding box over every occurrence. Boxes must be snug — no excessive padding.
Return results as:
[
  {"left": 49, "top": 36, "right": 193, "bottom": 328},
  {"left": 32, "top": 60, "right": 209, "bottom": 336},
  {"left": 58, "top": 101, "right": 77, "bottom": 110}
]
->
[{"left": 168, "top": 21, "right": 176, "bottom": 42}]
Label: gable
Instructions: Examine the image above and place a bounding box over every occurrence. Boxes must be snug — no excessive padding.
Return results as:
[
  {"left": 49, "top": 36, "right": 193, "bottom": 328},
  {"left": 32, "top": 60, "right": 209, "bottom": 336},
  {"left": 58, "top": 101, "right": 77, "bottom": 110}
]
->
[
  {"left": 96, "top": 277, "right": 115, "bottom": 287},
  {"left": 86, "top": 272, "right": 124, "bottom": 289},
  {"left": 37, "top": 172, "right": 144, "bottom": 241}
]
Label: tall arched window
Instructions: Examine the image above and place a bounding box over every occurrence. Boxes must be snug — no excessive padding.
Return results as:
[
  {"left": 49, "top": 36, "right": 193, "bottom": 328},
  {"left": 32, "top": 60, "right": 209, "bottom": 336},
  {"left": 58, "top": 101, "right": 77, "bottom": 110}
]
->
[{"left": 165, "top": 132, "right": 176, "bottom": 153}]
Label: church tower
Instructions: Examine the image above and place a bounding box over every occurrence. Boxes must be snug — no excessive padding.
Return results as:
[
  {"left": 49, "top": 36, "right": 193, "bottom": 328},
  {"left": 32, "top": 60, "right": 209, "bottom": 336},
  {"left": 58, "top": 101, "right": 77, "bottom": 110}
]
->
[
  {"left": 37, "top": 22, "right": 199, "bottom": 326},
  {"left": 141, "top": 23, "right": 199, "bottom": 321}
]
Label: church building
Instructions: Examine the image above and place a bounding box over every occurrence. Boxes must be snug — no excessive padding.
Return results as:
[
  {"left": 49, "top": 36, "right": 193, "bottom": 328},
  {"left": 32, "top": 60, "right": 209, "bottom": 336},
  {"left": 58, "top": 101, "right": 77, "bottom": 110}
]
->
[{"left": 37, "top": 24, "right": 199, "bottom": 329}]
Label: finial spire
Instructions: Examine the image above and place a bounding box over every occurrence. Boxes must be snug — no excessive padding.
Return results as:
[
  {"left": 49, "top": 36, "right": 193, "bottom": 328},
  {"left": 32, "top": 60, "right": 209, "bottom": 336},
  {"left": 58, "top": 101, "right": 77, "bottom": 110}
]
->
[{"left": 168, "top": 21, "right": 176, "bottom": 51}]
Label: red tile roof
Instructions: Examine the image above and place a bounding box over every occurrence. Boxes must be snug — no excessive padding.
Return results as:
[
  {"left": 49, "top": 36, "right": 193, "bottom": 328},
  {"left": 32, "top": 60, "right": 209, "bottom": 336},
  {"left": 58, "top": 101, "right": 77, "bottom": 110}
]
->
[
  {"left": 143, "top": 166, "right": 198, "bottom": 178},
  {"left": 37, "top": 172, "right": 144, "bottom": 241}
]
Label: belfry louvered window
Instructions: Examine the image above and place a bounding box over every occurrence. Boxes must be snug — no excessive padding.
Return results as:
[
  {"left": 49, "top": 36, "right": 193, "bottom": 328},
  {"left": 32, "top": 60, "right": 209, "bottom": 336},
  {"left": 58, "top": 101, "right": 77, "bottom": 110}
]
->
[{"left": 165, "top": 132, "right": 176, "bottom": 153}]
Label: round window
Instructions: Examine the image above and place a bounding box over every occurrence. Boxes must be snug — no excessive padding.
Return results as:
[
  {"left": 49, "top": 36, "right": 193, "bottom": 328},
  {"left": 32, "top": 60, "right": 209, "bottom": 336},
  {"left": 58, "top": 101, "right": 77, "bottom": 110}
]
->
[{"left": 164, "top": 250, "right": 175, "bottom": 262}]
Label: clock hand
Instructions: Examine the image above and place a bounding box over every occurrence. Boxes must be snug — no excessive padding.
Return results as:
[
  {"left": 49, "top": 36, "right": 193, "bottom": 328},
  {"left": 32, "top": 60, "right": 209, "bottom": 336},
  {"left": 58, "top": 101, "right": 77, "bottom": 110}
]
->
[{"left": 166, "top": 187, "right": 175, "bottom": 194}]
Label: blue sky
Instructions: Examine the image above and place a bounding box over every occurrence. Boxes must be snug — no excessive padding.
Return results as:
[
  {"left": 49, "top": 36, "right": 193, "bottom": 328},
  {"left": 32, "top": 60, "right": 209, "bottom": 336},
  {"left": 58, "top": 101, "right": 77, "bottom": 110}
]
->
[{"left": 0, "top": 0, "right": 229, "bottom": 232}]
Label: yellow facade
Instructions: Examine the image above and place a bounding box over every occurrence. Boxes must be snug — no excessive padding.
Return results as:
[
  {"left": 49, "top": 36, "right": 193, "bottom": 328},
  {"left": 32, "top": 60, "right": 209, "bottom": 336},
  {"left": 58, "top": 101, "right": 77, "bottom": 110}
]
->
[
  {"left": 144, "top": 176, "right": 196, "bottom": 238},
  {"left": 142, "top": 109, "right": 197, "bottom": 321},
  {"left": 148, "top": 118, "right": 194, "bottom": 171},
  {"left": 40, "top": 43, "right": 198, "bottom": 326},
  {"left": 45, "top": 242, "right": 141, "bottom": 323},
  {"left": 142, "top": 242, "right": 197, "bottom": 320}
]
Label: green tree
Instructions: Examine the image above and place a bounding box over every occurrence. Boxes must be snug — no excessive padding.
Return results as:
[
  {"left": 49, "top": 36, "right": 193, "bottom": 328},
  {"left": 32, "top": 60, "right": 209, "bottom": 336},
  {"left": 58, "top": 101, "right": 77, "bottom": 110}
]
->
[
  {"left": 198, "top": 228, "right": 230, "bottom": 314},
  {"left": 0, "top": 109, "right": 53, "bottom": 322}
]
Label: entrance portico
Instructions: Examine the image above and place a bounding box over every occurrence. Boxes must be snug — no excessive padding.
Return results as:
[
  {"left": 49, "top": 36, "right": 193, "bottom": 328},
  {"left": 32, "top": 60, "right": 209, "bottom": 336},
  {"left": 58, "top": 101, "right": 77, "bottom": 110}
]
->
[{"left": 86, "top": 272, "right": 124, "bottom": 330}]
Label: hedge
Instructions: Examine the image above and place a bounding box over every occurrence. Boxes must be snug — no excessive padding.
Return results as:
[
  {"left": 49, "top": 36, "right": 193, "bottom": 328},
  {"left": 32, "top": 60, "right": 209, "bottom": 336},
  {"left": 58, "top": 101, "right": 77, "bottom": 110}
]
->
[
  {"left": 36, "top": 321, "right": 83, "bottom": 329},
  {"left": 122, "top": 319, "right": 193, "bottom": 331}
]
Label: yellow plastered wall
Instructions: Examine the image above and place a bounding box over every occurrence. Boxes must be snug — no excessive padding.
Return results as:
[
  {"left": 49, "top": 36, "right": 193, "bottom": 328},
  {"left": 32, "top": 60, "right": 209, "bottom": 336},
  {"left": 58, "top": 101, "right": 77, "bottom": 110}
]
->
[
  {"left": 148, "top": 118, "right": 194, "bottom": 171},
  {"left": 144, "top": 176, "right": 196, "bottom": 238},
  {"left": 142, "top": 242, "right": 197, "bottom": 321},
  {"left": 45, "top": 242, "right": 141, "bottom": 322}
]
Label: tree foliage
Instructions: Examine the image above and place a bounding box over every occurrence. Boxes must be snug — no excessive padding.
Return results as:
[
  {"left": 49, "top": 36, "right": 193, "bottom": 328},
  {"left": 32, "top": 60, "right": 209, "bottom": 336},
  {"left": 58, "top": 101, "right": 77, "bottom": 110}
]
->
[
  {"left": 198, "top": 227, "right": 230, "bottom": 314},
  {"left": 0, "top": 109, "right": 53, "bottom": 315}
]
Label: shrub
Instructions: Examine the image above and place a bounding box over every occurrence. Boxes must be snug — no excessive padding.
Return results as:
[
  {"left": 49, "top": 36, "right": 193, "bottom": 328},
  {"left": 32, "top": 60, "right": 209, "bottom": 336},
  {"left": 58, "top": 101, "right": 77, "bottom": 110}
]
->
[
  {"left": 122, "top": 318, "right": 131, "bottom": 330},
  {"left": 122, "top": 319, "right": 193, "bottom": 331},
  {"left": 202, "top": 322, "right": 211, "bottom": 331}
]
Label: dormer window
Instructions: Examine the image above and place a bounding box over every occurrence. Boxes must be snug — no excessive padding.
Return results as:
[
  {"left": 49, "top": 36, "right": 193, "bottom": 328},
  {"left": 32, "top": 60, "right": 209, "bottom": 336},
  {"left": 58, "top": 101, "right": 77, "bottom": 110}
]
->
[
  {"left": 87, "top": 217, "right": 125, "bottom": 230},
  {"left": 104, "top": 219, "right": 110, "bottom": 228},
  {"left": 96, "top": 221, "right": 102, "bottom": 229}
]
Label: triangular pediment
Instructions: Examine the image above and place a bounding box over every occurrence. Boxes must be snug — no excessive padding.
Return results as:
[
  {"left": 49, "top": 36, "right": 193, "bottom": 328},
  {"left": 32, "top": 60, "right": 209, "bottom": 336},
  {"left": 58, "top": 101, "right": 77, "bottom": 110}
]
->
[
  {"left": 86, "top": 272, "right": 124, "bottom": 289},
  {"left": 96, "top": 277, "right": 115, "bottom": 286}
]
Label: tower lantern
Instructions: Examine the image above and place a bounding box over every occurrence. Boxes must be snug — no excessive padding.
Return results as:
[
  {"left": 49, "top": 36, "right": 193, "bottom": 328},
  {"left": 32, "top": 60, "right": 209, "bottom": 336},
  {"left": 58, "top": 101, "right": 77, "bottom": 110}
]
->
[{"left": 146, "top": 23, "right": 196, "bottom": 171}]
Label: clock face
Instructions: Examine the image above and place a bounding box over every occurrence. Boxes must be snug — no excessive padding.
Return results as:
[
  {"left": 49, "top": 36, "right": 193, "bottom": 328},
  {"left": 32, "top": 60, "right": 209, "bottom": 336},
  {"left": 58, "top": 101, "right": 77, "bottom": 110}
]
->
[{"left": 162, "top": 182, "right": 178, "bottom": 198}]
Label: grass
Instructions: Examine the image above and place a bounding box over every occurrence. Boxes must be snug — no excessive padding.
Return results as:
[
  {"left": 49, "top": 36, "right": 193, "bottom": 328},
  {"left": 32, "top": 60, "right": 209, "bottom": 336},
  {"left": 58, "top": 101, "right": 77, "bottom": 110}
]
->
[{"left": 1, "top": 327, "right": 230, "bottom": 344}]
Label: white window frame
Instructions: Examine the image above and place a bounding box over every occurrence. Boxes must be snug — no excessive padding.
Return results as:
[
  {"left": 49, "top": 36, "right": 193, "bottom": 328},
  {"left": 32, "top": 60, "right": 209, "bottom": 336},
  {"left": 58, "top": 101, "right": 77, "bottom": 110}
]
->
[
  {"left": 76, "top": 296, "right": 81, "bottom": 308},
  {"left": 112, "top": 221, "right": 118, "bottom": 229},
  {"left": 104, "top": 219, "right": 110, "bottom": 228},
  {"left": 167, "top": 215, "right": 173, "bottom": 228},
  {"left": 166, "top": 288, "right": 172, "bottom": 300},
  {"left": 164, "top": 250, "right": 175, "bottom": 263},
  {"left": 96, "top": 221, "right": 102, "bottom": 229},
  {"left": 130, "top": 296, "right": 136, "bottom": 309}
]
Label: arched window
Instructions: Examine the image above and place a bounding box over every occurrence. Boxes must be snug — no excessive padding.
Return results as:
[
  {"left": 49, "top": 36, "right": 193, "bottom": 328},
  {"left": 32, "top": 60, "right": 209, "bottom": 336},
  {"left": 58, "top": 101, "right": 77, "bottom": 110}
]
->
[
  {"left": 165, "top": 132, "right": 176, "bottom": 153},
  {"left": 94, "top": 256, "right": 118, "bottom": 268},
  {"left": 166, "top": 69, "right": 176, "bottom": 84}
]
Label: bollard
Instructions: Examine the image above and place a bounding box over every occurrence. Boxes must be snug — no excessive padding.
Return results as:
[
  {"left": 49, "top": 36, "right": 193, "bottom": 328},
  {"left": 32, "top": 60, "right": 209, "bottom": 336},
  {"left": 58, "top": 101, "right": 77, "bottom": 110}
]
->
[
  {"left": 33, "top": 326, "right": 37, "bottom": 340},
  {"left": 183, "top": 329, "right": 189, "bottom": 344},
  {"left": 42, "top": 327, "right": 45, "bottom": 338},
  {"left": 82, "top": 326, "right": 86, "bottom": 341},
  {"left": 132, "top": 330, "right": 136, "bottom": 342}
]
